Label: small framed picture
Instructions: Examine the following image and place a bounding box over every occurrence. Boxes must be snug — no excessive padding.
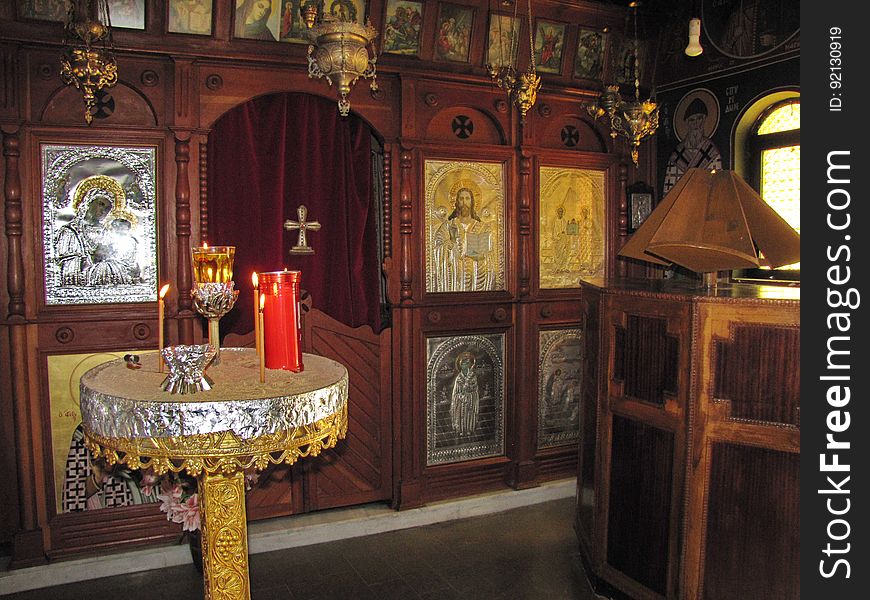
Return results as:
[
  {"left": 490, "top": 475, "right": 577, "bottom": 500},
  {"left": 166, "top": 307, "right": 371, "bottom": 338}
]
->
[
  {"left": 533, "top": 19, "right": 567, "bottom": 74},
  {"left": 383, "top": 0, "right": 424, "bottom": 56},
  {"left": 324, "top": 0, "right": 367, "bottom": 26},
  {"left": 168, "top": 0, "right": 214, "bottom": 36},
  {"left": 627, "top": 182, "right": 654, "bottom": 233},
  {"left": 434, "top": 2, "right": 474, "bottom": 63},
  {"left": 17, "top": 0, "right": 67, "bottom": 22},
  {"left": 485, "top": 12, "right": 521, "bottom": 69},
  {"left": 110, "top": 0, "right": 147, "bottom": 30},
  {"left": 574, "top": 27, "right": 605, "bottom": 80}
]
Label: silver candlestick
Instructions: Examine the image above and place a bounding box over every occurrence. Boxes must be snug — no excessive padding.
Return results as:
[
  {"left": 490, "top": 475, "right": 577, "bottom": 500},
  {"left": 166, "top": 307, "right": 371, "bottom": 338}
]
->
[
  {"left": 191, "top": 281, "right": 239, "bottom": 365},
  {"left": 160, "top": 344, "right": 216, "bottom": 394}
]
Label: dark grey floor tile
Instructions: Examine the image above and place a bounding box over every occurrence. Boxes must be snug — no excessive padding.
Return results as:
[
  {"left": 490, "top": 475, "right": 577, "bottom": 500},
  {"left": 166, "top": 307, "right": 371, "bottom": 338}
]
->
[
  {"left": 1, "top": 498, "right": 596, "bottom": 600},
  {"left": 252, "top": 583, "right": 293, "bottom": 600},
  {"left": 367, "top": 578, "right": 423, "bottom": 600}
]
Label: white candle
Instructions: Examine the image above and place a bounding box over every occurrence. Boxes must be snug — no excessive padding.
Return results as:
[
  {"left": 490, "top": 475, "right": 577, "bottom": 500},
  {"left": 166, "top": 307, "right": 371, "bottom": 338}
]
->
[
  {"left": 258, "top": 294, "right": 266, "bottom": 383},
  {"left": 252, "top": 272, "right": 260, "bottom": 357},
  {"left": 158, "top": 283, "right": 170, "bottom": 373}
]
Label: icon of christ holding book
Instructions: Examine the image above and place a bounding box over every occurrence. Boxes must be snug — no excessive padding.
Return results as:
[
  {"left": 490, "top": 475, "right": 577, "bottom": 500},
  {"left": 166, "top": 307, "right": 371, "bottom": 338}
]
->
[{"left": 432, "top": 184, "right": 496, "bottom": 292}]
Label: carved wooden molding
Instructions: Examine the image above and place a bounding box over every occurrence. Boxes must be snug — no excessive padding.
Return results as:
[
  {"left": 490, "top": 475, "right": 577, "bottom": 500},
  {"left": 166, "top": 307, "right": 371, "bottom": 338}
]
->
[
  {"left": 3, "top": 129, "right": 24, "bottom": 318},
  {"left": 518, "top": 153, "right": 531, "bottom": 297},
  {"left": 199, "top": 141, "right": 209, "bottom": 242},
  {"left": 399, "top": 147, "right": 413, "bottom": 303},
  {"left": 174, "top": 135, "right": 194, "bottom": 343},
  {"left": 383, "top": 147, "right": 391, "bottom": 259}
]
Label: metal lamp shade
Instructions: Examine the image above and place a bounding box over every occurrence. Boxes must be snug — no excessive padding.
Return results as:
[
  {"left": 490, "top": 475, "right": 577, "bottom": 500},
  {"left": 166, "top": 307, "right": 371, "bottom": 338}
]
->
[{"left": 618, "top": 168, "right": 800, "bottom": 273}]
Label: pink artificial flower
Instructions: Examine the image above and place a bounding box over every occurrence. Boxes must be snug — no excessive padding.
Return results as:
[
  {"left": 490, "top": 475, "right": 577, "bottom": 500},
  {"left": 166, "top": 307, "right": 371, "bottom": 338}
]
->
[
  {"left": 140, "top": 472, "right": 160, "bottom": 496},
  {"left": 244, "top": 471, "right": 260, "bottom": 491},
  {"left": 180, "top": 493, "right": 201, "bottom": 532},
  {"left": 157, "top": 483, "right": 185, "bottom": 520}
]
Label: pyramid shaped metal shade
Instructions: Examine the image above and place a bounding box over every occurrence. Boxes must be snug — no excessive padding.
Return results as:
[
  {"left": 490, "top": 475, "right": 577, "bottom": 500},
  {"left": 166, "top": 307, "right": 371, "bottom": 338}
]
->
[{"left": 618, "top": 169, "right": 800, "bottom": 273}]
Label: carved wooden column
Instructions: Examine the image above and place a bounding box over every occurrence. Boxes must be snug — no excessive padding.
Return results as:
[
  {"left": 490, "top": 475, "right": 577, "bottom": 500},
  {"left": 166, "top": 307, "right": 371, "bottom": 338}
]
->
[
  {"left": 174, "top": 134, "right": 195, "bottom": 344},
  {"left": 392, "top": 145, "right": 422, "bottom": 508},
  {"left": 4, "top": 128, "right": 44, "bottom": 565},
  {"left": 517, "top": 152, "right": 531, "bottom": 298},
  {"left": 507, "top": 151, "right": 537, "bottom": 489},
  {"left": 616, "top": 162, "right": 628, "bottom": 277}
]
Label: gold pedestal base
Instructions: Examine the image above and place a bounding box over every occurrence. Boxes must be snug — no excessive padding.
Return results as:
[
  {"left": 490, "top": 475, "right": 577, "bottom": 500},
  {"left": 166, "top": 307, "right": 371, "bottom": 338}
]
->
[{"left": 199, "top": 470, "right": 250, "bottom": 600}]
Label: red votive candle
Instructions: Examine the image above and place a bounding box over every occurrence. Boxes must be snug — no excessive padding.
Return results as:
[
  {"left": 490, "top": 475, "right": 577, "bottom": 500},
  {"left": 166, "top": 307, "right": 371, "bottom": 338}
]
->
[{"left": 259, "top": 270, "right": 303, "bottom": 372}]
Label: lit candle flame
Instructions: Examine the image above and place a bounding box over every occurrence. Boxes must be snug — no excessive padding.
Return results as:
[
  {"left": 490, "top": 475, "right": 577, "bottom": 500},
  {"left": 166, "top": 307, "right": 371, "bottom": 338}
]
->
[
  {"left": 259, "top": 294, "right": 265, "bottom": 310},
  {"left": 252, "top": 272, "right": 259, "bottom": 288},
  {"left": 203, "top": 241, "right": 209, "bottom": 249},
  {"left": 159, "top": 283, "right": 170, "bottom": 299}
]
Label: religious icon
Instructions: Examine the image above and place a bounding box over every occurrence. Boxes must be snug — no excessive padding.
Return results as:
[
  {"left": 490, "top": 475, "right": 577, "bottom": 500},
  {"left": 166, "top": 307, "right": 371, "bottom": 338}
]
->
[
  {"left": 538, "top": 329, "right": 583, "bottom": 448},
  {"left": 486, "top": 12, "right": 521, "bottom": 69},
  {"left": 168, "top": 0, "right": 214, "bottom": 35},
  {"left": 17, "top": 0, "right": 67, "bottom": 21},
  {"left": 41, "top": 144, "right": 159, "bottom": 305},
  {"left": 383, "top": 0, "right": 424, "bottom": 55},
  {"left": 627, "top": 183, "right": 654, "bottom": 233},
  {"left": 48, "top": 352, "right": 161, "bottom": 514},
  {"left": 701, "top": 0, "right": 799, "bottom": 59},
  {"left": 234, "top": 0, "right": 281, "bottom": 41},
  {"left": 426, "top": 333, "right": 505, "bottom": 465},
  {"left": 425, "top": 160, "right": 505, "bottom": 293},
  {"left": 574, "top": 28, "right": 605, "bottom": 80},
  {"left": 434, "top": 2, "right": 474, "bottom": 63},
  {"left": 110, "top": 0, "right": 147, "bottom": 30},
  {"left": 538, "top": 166, "right": 606, "bottom": 288},
  {"left": 327, "top": 0, "right": 367, "bottom": 25},
  {"left": 662, "top": 88, "right": 723, "bottom": 195},
  {"left": 533, "top": 19, "right": 567, "bottom": 74}
]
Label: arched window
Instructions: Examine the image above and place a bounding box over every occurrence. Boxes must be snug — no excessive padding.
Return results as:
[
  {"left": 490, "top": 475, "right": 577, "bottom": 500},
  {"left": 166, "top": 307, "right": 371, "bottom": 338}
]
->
[{"left": 735, "top": 96, "right": 800, "bottom": 282}]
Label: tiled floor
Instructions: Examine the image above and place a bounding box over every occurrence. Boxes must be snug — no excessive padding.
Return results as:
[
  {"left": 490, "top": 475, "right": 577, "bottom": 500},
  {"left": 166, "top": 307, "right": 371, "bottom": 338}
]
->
[{"left": 2, "top": 498, "right": 599, "bottom": 600}]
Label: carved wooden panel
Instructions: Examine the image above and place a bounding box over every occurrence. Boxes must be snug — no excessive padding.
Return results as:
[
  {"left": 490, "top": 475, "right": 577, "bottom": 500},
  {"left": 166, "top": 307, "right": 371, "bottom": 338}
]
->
[
  {"left": 606, "top": 414, "right": 674, "bottom": 596},
  {"left": 244, "top": 465, "right": 297, "bottom": 521},
  {"left": 575, "top": 292, "right": 600, "bottom": 551},
  {"left": 48, "top": 505, "right": 179, "bottom": 560},
  {"left": 613, "top": 314, "right": 679, "bottom": 405},
  {"left": 301, "top": 309, "right": 391, "bottom": 511},
  {"left": 424, "top": 107, "right": 504, "bottom": 145},
  {"left": 702, "top": 443, "right": 799, "bottom": 600},
  {"left": 712, "top": 324, "right": 800, "bottom": 426}
]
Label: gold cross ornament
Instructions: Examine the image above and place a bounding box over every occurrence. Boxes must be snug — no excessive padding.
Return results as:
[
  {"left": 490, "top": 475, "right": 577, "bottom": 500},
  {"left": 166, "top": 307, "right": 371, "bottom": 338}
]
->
[{"left": 284, "top": 205, "right": 321, "bottom": 255}]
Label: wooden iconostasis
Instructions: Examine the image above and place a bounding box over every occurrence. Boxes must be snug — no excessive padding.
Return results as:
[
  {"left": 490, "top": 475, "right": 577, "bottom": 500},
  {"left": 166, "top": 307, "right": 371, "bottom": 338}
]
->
[{"left": 0, "top": 0, "right": 661, "bottom": 565}]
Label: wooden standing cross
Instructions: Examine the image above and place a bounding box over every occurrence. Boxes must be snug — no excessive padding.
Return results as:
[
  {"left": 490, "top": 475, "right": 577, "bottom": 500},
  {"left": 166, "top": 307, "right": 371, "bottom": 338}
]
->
[{"left": 284, "top": 205, "right": 321, "bottom": 255}]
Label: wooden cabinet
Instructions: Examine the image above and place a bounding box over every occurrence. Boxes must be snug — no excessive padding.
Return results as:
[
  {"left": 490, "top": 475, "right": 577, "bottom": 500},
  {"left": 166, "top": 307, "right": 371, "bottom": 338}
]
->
[{"left": 575, "top": 278, "right": 799, "bottom": 600}]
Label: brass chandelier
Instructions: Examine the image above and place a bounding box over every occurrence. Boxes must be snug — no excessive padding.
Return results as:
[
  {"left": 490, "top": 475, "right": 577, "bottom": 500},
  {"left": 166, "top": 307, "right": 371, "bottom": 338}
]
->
[
  {"left": 586, "top": 1, "right": 658, "bottom": 164},
  {"left": 302, "top": 1, "right": 379, "bottom": 117},
  {"left": 60, "top": 0, "right": 119, "bottom": 125},
  {"left": 486, "top": 0, "right": 541, "bottom": 121}
]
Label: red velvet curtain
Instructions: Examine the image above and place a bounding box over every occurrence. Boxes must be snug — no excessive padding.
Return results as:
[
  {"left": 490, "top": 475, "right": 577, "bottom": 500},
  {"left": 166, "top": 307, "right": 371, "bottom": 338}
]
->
[{"left": 207, "top": 93, "right": 381, "bottom": 337}]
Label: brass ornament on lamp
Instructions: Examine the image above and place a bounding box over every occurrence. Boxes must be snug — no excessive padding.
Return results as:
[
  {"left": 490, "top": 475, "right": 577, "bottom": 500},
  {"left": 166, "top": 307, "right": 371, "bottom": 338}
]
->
[
  {"left": 60, "top": 0, "right": 119, "bottom": 125},
  {"left": 585, "top": 1, "right": 659, "bottom": 165},
  {"left": 301, "top": 1, "right": 379, "bottom": 117},
  {"left": 485, "top": 0, "right": 541, "bottom": 121}
]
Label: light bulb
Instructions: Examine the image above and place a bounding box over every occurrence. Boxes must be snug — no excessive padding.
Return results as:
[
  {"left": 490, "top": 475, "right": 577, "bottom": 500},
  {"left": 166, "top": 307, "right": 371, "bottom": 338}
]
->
[{"left": 685, "top": 17, "right": 703, "bottom": 57}]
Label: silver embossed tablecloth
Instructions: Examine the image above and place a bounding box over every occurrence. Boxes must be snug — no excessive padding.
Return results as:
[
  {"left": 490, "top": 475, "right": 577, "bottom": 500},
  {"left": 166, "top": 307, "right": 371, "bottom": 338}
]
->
[{"left": 80, "top": 348, "right": 348, "bottom": 441}]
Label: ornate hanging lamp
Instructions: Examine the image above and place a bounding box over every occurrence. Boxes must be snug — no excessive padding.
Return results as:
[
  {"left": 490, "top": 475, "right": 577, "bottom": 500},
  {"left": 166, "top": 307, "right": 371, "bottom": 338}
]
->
[
  {"left": 486, "top": 0, "right": 541, "bottom": 121},
  {"left": 301, "top": 1, "right": 379, "bottom": 117},
  {"left": 585, "top": 1, "right": 658, "bottom": 164},
  {"left": 60, "top": 0, "right": 118, "bottom": 125}
]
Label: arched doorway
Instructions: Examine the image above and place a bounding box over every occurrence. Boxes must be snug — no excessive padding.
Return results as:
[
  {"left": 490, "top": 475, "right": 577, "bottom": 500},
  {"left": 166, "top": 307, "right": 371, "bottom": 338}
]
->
[{"left": 206, "top": 91, "right": 393, "bottom": 517}]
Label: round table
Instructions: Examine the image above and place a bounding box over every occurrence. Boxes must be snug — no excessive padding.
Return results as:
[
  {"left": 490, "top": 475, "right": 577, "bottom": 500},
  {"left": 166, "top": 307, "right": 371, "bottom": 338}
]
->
[{"left": 79, "top": 348, "right": 348, "bottom": 600}]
